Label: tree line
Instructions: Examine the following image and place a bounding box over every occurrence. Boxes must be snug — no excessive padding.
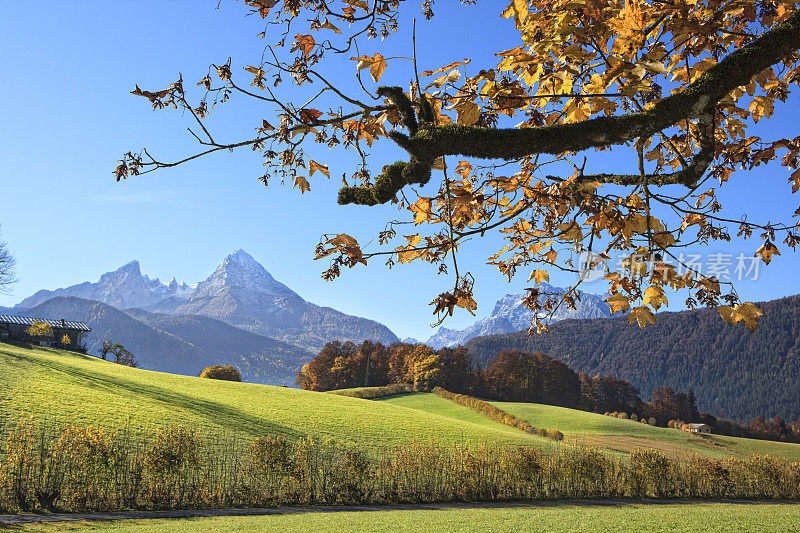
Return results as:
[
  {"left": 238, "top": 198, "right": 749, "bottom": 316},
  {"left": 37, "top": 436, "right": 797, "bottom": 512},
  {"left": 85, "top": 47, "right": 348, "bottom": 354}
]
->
[{"left": 297, "top": 340, "right": 800, "bottom": 444}]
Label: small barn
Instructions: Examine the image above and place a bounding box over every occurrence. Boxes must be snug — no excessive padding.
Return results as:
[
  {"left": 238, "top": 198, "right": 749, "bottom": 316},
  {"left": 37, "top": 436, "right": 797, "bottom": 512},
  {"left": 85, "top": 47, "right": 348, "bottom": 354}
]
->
[
  {"left": 686, "top": 423, "right": 712, "bottom": 434},
  {"left": 0, "top": 315, "right": 91, "bottom": 351}
]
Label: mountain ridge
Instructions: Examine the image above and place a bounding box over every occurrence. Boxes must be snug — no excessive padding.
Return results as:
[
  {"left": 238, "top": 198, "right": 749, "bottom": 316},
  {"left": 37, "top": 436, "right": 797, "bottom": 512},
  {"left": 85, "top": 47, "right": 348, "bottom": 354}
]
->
[
  {"left": 12, "top": 249, "right": 399, "bottom": 353},
  {"left": 425, "top": 282, "right": 612, "bottom": 348}
]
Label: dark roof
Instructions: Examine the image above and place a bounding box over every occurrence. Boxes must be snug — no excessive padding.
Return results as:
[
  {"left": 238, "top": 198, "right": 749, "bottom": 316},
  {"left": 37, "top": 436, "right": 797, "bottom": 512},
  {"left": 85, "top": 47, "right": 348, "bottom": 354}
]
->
[{"left": 0, "top": 315, "right": 91, "bottom": 332}]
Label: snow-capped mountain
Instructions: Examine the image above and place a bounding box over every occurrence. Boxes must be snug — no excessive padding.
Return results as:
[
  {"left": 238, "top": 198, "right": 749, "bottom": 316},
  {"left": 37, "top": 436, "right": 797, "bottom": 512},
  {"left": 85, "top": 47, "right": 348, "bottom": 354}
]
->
[
  {"left": 16, "top": 260, "right": 193, "bottom": 310},
  {"left": 15, "top": 249, "right": 398, "bottom": 353},
  {"left": 151, "top": 249, "right": 397, "bottom": 350},
  {"left": 425, "top": 282, "right": 612, "bottom": 348}
]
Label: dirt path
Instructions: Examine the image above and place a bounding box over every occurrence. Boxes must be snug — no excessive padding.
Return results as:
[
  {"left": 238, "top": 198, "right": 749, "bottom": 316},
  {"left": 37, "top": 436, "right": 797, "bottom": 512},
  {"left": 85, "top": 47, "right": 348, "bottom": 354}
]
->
[{"left": 1, "top": 499, "right": 797, "bottom": 525}]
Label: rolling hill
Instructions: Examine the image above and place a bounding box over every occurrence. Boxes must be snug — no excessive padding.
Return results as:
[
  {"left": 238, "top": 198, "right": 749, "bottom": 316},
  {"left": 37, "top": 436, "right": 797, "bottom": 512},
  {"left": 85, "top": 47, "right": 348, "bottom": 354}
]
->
[
  {"left": 377, "top": 392, "right": 800, "bottom": 461},
  {"left": 0, "top": 342, "right": 548, "bottom": 450},
  {"left": 2, "top": 342, "right": 799, "bottom": 463}
]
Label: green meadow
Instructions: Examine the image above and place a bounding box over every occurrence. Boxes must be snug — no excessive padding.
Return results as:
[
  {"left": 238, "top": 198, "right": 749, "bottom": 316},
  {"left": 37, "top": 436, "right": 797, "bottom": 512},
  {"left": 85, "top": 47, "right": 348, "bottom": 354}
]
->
[
  {"left": 11, "top": 503, "right": 800, "bottom": 532},
  {"left": 3, "top": 342, "right": 800, "bottom": 463},
  {"left": 0, "top": 343, "right": 544, "bottom": 449}
]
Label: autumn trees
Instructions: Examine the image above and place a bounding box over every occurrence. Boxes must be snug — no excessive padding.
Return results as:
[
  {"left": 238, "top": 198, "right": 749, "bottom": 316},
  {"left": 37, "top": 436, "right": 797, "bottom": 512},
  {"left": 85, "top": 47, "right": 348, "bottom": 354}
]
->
[
  {"left": 119, "top": 1, "right": 800, "bottom": 332},
  {"left": 296, "top": 340, "right": 474, "bottom": 392}
]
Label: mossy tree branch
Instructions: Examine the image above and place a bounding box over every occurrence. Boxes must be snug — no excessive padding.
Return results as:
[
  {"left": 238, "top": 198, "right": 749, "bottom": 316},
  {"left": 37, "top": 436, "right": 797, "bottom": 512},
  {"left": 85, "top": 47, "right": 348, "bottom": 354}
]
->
[{"left": 339, "top": 9, "right": 800, "bottom": 205}]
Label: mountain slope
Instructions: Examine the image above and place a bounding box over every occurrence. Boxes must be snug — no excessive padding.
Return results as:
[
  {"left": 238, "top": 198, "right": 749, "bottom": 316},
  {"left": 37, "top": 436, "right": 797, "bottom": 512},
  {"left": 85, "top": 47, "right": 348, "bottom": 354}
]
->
[
  {"left": 426, "top": 283, "right": 611, "bottom": 348},
  {"left": 10, "top": 297, "right": 312, "bottom": 384},
  {"left": 125, "top": 308, "right": 314, "bottom": 385},
  {"left": 150, "top": 249, "right": 399, "bottom": 351},
  {"left": 466, "top": 295, "right": 800, "bottom": 422}
]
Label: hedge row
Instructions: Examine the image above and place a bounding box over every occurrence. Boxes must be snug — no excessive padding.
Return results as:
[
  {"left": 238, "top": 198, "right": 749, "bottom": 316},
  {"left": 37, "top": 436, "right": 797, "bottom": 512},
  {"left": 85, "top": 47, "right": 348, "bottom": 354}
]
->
[
  {"left": 328, "top": 383, "right": 414, "bottom": 399},
  {"left": 432, "top": 387, "right": 564, "bottom": 441},
  {"left": 3, "top": 418, "right": 799, "bottom": 514}
]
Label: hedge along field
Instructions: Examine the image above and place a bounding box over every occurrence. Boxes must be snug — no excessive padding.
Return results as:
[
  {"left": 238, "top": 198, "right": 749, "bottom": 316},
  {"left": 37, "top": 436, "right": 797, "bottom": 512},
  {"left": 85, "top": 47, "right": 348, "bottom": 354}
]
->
[
  {"left": 492, "top": 401, "right": 800, "bottom": 462},
  {"left": 0, "top": 343, "right": 546, "bottom": 450},
  {"left": 1, "top": 417, "right": 799, "bottom": 514}
]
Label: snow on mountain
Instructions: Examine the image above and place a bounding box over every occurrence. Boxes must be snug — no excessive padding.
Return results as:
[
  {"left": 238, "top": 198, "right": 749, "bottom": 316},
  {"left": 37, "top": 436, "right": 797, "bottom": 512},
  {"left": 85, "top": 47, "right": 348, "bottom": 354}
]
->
[
  {"left": 424, "top": 282, "right": 611, "bottom": 348},
  {"left": 190, "top": 249, "right": 299, "bottom": 301},
  {"left": 14, "top": 249, "right": 399, "bottom": 353},
  {"left": 159, "top": 249, "right": 397, "bottom": 350},
  {"left": 16, "top": 260, "right": 193, "bottom": 310}
]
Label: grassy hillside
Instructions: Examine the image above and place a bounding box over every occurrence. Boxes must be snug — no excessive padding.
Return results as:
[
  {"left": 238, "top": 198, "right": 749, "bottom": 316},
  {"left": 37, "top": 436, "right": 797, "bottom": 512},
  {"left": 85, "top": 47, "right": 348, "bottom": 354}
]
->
[
  {"left": 0, "top": 342, "right": 546, "bottom": 449},
  {"left": 493, "top": 401, "right": 800, "bottom": 461},
  {"left": 375, "top": 391, "right": 800, "bottom": 461}
]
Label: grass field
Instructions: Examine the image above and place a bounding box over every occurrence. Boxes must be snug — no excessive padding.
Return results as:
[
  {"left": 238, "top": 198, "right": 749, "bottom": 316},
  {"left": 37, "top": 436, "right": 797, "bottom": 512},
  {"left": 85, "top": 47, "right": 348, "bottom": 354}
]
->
[
  {"left": 3, "top": 342, "right": 799, "bottom": 461},
  {"left": 10, "top": 503, "right": 800, "bottom": 532},
  {"left": 376, "top": 392, "right": 800, "bottom": 461},
  {"left": 493, "top": 400, "right": 800, "bottom": 461},
  {"left": 0, "top": 342, "right": 545, "bottom": 449}
]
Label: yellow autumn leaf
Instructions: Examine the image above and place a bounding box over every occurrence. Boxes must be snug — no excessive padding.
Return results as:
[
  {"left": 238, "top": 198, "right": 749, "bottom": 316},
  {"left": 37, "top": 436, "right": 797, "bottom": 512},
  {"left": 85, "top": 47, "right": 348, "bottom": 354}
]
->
[
  {"left": 293, "top": 175, "right": 310, "bottom": 193},
  {"left": 557, "top": 222, "right": 582, "bottom": 242},
  {"left": 456, "top": 101, "right": 481, "bottom": 126},
  {"left": 643, "top": 285, "right": 668, "bottom": 311},
  {"left": 628, "top": 305, "right": 656, "bottom": 329},
  {"left": 718, "top": 302, "right": 764, "bottom": 332},
  {"left": 410, "top": 197, "right": 433, "bottom": 225},
  {"left": 607, "top": 293, "right": 631, "bottom": 314},
  {"left": 528, "top": 269, "right": 550, "bottom": 285}
]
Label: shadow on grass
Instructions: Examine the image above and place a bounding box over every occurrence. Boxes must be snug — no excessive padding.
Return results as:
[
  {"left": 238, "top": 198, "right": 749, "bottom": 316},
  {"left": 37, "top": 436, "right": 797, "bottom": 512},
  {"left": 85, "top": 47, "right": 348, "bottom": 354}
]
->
[{"left": 0, "top": 347, "right": 305, "bottom": 442}]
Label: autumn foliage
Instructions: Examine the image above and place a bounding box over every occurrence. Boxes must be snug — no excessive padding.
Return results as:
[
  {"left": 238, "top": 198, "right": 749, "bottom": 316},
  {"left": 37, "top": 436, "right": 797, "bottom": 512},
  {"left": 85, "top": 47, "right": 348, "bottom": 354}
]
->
[{"left": 119, "top": 1, "right": 800, "bottom": 333}]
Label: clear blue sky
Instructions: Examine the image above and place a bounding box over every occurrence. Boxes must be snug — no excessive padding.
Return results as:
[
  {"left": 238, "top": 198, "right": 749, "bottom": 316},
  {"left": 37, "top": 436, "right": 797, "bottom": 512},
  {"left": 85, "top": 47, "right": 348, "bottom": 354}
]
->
[{"left": 1, "top": 1, "right": 798, "bottom": 340}]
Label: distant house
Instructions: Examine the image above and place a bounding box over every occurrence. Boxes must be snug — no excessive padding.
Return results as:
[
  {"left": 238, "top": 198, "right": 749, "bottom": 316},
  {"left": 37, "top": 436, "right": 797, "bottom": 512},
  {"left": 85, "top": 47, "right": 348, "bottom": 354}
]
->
[
  {"left": 0, "top": 315, "right": 91, "bottom": 351},
  {"left": 686, "top": 423, "right": 712, "bottom": 434}
]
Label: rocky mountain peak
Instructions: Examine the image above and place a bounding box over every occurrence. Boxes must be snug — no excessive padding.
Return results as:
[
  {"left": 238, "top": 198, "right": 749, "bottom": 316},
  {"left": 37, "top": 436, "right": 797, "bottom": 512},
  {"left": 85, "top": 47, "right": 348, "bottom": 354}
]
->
[{"left": 192, "top": 249, "right": 296, "bottom": 298}]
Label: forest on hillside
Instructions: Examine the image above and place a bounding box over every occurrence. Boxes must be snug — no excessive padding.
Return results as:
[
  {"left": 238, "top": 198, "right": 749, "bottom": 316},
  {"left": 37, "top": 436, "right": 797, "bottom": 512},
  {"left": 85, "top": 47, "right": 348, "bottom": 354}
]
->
[{"left": 466, "top": 295, "right": 800, "bottom": 422}]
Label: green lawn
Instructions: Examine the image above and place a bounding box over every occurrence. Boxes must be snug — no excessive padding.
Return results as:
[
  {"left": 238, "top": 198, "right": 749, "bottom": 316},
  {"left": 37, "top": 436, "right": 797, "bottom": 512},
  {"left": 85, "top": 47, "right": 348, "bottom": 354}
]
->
[
  {"left": 0, "top": 343, "right": 545, "bottom": 449},
  {"left": 12, "top": 503, "right": 800, "bottom": 532}
]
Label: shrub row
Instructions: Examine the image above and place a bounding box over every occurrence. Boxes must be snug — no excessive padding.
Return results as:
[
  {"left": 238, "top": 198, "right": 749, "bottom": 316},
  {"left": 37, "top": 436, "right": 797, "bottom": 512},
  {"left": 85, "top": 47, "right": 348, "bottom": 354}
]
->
[
  {"left": 432, "top": 387, "right": 564, "bottom": 441},
  {"left": 1, "top": 417, "right": 799, "bottom": 514},
  {"left": 604, "top": 411, "right": 657, "bottom": 425},
  {"left": 327, "top": 383, "right": 414, "bottom": 399}
]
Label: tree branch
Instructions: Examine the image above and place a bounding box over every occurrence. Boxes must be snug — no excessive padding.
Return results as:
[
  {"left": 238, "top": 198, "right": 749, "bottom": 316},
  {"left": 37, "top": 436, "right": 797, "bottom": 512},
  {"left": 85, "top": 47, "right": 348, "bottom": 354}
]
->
[{"left": 340, "top": 9, "right": 800, "bottom": 204}]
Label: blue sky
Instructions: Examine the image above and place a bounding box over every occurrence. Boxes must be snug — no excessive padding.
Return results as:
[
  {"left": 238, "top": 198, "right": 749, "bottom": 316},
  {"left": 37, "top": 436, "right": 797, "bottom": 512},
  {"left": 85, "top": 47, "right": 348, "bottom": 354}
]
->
[{"left": 1, "top": 1, "right": 798, "bottom": 341}]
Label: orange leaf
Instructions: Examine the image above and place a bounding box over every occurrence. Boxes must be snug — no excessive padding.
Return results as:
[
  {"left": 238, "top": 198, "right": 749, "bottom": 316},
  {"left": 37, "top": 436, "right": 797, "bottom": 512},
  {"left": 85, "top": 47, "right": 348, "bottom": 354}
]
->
[
  {"left": 309, "top": 160, "right": 330, "bottom": 178},
  {"left": 292, "top": 34, "right": 316, "bottom": 59}
]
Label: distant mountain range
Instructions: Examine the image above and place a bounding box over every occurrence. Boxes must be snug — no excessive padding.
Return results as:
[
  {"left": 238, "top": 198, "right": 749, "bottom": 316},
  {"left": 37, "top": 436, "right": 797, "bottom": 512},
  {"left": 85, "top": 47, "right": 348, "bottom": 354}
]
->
[
  {"left": 4, "top": 250, "right": 399, "bottom": 383},
  {"left": 424, "top": 283, "right": 611, "bottom": 348},
  {"left": 465, "top": 295, "right": 800, "bottom": 422}
]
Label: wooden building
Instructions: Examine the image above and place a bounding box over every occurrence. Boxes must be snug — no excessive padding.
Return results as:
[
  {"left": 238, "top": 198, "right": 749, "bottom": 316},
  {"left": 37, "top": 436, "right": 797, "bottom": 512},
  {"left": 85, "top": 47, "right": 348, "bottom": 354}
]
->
[
  {"left": 686, "top": 423, "right": 712, "bottom": 434},
  {"left": 0, "top": 315, "right": 91, "bottom": 351}
]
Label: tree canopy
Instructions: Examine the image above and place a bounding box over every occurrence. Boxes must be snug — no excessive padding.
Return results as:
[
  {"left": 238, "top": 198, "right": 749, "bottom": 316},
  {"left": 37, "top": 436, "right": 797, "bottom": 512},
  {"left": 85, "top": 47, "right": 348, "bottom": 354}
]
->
[{"left": 118, "top": 0, "right": 800, "bottom": 332}]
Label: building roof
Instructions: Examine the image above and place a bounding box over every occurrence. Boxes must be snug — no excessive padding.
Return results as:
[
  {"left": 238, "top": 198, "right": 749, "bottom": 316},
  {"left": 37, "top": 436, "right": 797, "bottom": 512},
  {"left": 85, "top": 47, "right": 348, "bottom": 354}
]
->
[
  {"left": 687, "top": 423, "right": 710, "bottom": 429},
  {"left": 0, "top": 315, "right": 91, "bottom": 332}
]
